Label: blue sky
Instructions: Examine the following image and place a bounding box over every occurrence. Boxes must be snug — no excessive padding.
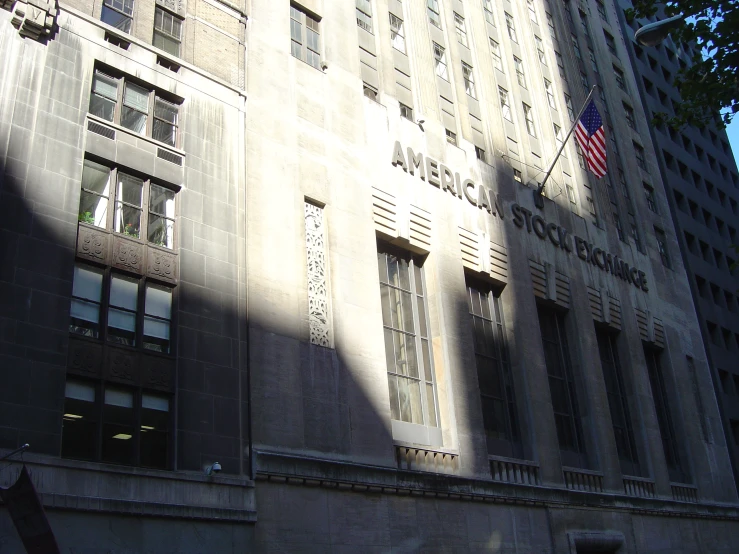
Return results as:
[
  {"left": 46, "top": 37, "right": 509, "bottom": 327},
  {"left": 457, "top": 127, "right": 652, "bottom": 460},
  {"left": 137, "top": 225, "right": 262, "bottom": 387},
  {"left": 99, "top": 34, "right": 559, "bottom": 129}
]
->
[{"left": 726, "top": 119, "right": 739, "bottom": 166}]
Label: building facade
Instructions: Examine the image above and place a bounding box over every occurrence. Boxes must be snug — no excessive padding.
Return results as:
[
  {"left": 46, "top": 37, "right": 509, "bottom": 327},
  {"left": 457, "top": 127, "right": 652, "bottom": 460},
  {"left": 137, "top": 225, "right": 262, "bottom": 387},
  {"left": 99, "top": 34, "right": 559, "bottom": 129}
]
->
[{"left": 0, "top": 0, "right": 737, "bottom": 551}]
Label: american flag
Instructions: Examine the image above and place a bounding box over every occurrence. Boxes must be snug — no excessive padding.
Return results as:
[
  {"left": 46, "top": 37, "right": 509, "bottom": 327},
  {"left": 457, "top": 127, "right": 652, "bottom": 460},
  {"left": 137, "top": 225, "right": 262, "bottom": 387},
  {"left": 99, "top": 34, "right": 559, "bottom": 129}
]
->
[{"left": 574, "top": 100, "right": 607, "bottom": 178}]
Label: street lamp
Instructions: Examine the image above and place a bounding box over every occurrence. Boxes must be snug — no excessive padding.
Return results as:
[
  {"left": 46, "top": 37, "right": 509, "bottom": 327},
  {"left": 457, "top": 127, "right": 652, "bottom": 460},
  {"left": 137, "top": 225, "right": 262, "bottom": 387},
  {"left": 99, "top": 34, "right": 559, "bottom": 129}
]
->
[{"left": 634, "top": 14, "right": 685, "bottom": 46}]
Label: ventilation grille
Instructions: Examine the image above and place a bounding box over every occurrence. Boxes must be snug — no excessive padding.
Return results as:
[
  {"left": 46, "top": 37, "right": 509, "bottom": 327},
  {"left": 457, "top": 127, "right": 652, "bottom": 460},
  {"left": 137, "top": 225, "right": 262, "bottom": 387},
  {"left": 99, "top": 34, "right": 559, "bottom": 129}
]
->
[
  {"left": 157, "top": 148, "right": 183, "bottom": 166},
  {"left": 88, "top": 120, "right": 115, "bottom": 140}
]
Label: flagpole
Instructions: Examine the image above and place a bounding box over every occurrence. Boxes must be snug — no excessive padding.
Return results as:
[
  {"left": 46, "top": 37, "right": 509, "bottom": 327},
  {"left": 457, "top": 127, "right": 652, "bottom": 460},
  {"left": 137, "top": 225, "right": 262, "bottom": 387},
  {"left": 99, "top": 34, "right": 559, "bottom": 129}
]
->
[{"left": 536, "top": 85, "right": 598, "bottom": 200}]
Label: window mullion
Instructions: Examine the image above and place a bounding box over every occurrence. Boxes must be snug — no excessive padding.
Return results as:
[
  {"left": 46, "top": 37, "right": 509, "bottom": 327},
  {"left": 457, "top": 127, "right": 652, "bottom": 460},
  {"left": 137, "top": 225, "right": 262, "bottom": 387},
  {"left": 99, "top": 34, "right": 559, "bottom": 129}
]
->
[
  {"left": 147, "top": 91, "right": 155, "bottom": 137},
  {"left": 135, "top": 277, "right": 146, "bottom": 349},
  {"left": 409, "top": 259, "right": 428, "bottom": 426},
  {"left": 142, "top": 180, "right": 150, "bottom": 245},
  {"left": 115, "top": 77, "right": 124, "bottom": 125},
  {"left": 95, "top": 381, "right": 104, "bottom": 461}
]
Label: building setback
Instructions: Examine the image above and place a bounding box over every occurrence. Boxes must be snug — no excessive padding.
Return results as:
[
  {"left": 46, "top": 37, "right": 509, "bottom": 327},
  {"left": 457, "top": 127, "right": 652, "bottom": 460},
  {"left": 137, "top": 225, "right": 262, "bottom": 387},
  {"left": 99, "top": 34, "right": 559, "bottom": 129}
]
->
[{"left": 0, "top": 0, "right": 737, "bottom": 551}]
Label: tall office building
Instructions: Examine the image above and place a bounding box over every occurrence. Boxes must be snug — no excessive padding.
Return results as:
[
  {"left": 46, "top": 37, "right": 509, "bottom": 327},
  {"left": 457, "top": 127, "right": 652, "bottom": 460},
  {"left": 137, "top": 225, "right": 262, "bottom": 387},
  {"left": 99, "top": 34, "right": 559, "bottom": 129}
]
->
[
  {"left": 0, "top": 0, "right": 737, "bottom": 551},
  {"left": 614, "top": 0, "right": 739, "bottom": 490}
]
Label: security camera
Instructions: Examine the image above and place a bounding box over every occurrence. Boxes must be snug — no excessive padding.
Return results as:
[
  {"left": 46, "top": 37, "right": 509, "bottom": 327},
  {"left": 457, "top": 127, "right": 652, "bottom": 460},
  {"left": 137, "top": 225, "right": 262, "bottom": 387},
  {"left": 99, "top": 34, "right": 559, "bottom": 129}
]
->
[{"left": 206, "top": 461, "right": 222, "bottom": 475}]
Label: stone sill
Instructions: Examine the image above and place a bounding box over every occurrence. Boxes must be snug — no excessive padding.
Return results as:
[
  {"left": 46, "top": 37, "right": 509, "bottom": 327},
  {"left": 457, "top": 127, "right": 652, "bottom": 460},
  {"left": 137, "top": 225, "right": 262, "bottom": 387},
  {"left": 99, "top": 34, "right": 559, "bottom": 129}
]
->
[{"left": 0, "top": 451, "right": 256, "bottom": 522}]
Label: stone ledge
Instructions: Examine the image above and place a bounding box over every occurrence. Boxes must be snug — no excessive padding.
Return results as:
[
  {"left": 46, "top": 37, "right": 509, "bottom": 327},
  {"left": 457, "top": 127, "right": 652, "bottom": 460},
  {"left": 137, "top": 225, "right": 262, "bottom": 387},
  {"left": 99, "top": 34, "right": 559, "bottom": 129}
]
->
[
  {"left": 0, "top": 452, "right": 256, "bottom": 522},
  {"left": 254, "top": 450, "right": 739, "bottom": 521}
]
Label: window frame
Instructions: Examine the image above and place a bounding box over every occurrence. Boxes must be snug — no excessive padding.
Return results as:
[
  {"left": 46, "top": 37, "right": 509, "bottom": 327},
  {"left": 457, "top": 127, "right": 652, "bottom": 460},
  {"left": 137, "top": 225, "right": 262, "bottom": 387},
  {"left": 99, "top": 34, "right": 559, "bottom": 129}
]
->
[
  {"left": 523, "top": 103, "right": 536, "bottom": 137},
  {"left": 356, "top": 0, "right": 373, "bottom": 32},
  {"left": 101, "top": 0, "right": 134, "bottom": 33},
  {"left": 389, "top": 13, "right": 405, "bottom": 53},
  {"left": 490, "top": 38, "right": 503, "bottom": 71},
  {"left": 513, "top": 56, "right": 526, "bottom": 88},
  {"left": 454, "top": 13, "right": 469, "bottom": 47},
  {"left": 462, "top": 62, "right": 476, "bottom": 98},
  {"left": 535, "top": 35, "right": 546, "bottom": 64},
  {"left": 290, "top": 5, "right": 322, "bottom": 70},
  {"left": 427, "top": 0, "right": 442, "bottom": 28},
  {"left": 499, "top": 86, "right": 512, "bottom": 122},
  {"left": 152, "top": 6, "right": 183, "bottom": 58},
  {"left": 544, "top": 79, "right": 556, "bottom": 109},
  {"left": 433, "top": 42, "right": 449, "bottom": 81},
  {"left": 505, "top": 12, "right": 517, "bottom": 43},
  {"left": 654, "top": 227, "right": 671, "bottom": 268}
]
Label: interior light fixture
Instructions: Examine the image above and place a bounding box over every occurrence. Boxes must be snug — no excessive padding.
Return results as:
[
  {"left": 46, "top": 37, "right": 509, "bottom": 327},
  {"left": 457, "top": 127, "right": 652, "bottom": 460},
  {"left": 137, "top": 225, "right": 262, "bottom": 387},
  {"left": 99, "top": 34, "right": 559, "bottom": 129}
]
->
[
  {"left": 112, "top": 433, "right": 132, "bottom": 440},
  {"left": 141, "top": 425, "right": 155, "bottom": 431},
  {"left": 63, "top": 413, "right": 83, "bottom": 419}
]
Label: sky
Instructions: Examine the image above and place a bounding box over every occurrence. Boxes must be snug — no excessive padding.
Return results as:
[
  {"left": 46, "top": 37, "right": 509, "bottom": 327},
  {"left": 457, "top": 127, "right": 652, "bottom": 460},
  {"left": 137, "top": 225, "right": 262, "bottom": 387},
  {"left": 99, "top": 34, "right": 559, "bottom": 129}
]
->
[{"left": 726, "top": 119, "right": 739, "bottom": 166}]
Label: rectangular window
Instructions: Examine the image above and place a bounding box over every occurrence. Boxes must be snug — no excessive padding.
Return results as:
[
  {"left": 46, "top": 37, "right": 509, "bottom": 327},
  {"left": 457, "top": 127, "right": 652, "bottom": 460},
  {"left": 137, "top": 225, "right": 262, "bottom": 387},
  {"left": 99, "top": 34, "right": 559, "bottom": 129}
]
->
[
  {"left": 89, "top": 69, "right": 181, "bottom": 147},
  {"left": 476, "top": 146, "right": 486, "bottom": 162},
  {"left": 655, "top": 227, "right": 670, "bottom": 267},
  {"left": 613, "top": 212, "right": 625, "bottom": 241},
  {"left": 389, "top": 13, "right": 405, "bottom": 53},
  {"left": 535, "top": 35, "right": 546, "bottom": 64},
  {"left": 378, "top": 246, "right": 438, "bottom": 429},
  {"left": 446, "top": 129, "right": 457, "bottom": 145},
  {"left": 499, "top": 87, "right": 512, "bottom": 121},
  {"left": 101, "top": 0, "right": 134, "bottom": 33},
  {"left": 153, "top": 7, "right": 183, "bottom": 57},
  {"left": 77, "top": 159, "right": 177, "bottom": 249},
  {"left": 571, "top": 34, "right": 582, "bottom": 59},
  {"left": 363, "top": 83, "right": 378, "bottom": 100},
  {"left": 644, "top": 183, "right": 658, "bottom": 213},
  {"left": 644, "top": 347, "right": 687, "bottom": 482},
  {"left": 555, "top": 51, "right": 565, "bottom": 78},
  {"left": 490, "top": 39, "right": 503, "bottom": 71},
  {"left": 462, "top": 62, "right": 476, "bottom": 98},
  {"left": 513, "top": 56, "right": 526, "bottom": 88},
  {"left": 427, "top": 0, "right": 442, "bottom": 28},
  {"left": 400, "top": 103, "right": 413, "bottom": 120},
  {"left": 597, "top": 330, "right": 640, "bottom": 476},
  {"left": 454, "top": 13, "right": 468, "bottom": 47},
  {"left": 523, "top": 103, "right": 536, "bottom": 137},
  {"left": 483, "top": 0, "right": 495, "bottom": 25},
  {"left": 564, "top": 93, "right": 574, "bottom": 121},
  {"left": 589, "top": 49, "right": 599, "bottom": 74},
  {"left": 634, "top": 142, "right": 647, "bottom": 170},
  {"left": 513, "top": 169, "right": 522, "bottom": 183},
  {"left": 433, "top": 42, "right": 448, "bottom": 80},
  {"left": 356, "top": 0, "right": 373, "bottom": 32},
  {"left": 70, "top": 265, "right": 104, "bottom": 338},
  {"left": 614, "top": 66, "right": 627, "bottom": 91},
  {"left": 527, "top": 0, "right": 538, "bottom": 23},
  {"left": 544, "top": 79, "right": 555, "bottom": 108},
  {"left": 553, "top": 123, "right": 564, "bottom": 148},
  {"left": 546, "top": 12, "right": 556, "bottom": 41},
  {"left": 624, "top": 103, "right": 636, "bottom": 130},
  {"left": 467, "top": 279, "right": 521, "bottom": 458},
  {"left": 580, "top": 71, "right": 589, "bottom": 91},
  {"left": 596, "top": 0, "right": 608, "bottom": 21},
  {"left": 604, "top": 31, "right": 617, "bottom": 56},
  {"left": 291, "top": 6, "right": 321, "bottom": 69},
  {"left": 505, "top": 13, "right": 517, "bottom": 42},
  {"left": 630, "top": 216, "right": 643, "bottom": 252},
  {"left": 538, "top": 306, "right": 586, "bottom": 466},
  {"left": 567, "top": 184, "right": 577, "bottom": 204}
]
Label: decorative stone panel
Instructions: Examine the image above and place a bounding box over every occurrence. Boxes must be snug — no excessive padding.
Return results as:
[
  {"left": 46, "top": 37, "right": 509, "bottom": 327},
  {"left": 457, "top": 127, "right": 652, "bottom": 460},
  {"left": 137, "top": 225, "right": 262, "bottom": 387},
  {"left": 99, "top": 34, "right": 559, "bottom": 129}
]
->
[
  {"left": 408, "top": 205, "right": 431, "bottom": 253},
  {"left": 489, "top": 456, "right": 540, "bottom": 485},
  {"left": 67, "top": 338, "right": 103, "bottom": 378},
  {"left": 304, "top": 202, "right": 331, "bottom": 348},
  {"left": 587, "top": 287, "right": 622, "bottom": 330},
  {"left": 530, "top": 260, "right": 570, "bottom": 308},
  {"left": 105, "top": 346, "right": 140, "bottom": 385},
  {"left": 458, "top": 227, "right": 480, "bottom": 272},
  {"left": 147, "top": 246, "right": 178, "bottom": 284},
  {"left": 111, "top": 236, "right": 144, "bottom": 275},
  {"left": 77, "top": 224, "right": 109, "bottom": 265},
  {"left": 141, "top": 354, "right": 175, "bottom": 392},
  {"left": 489, "top": 242, "right": 508, "bottom": 285},
  {"left": 10, "top": 0, "right": 57, "bottom": 41},
  {"left": 372, "top": 187, "right": 397, "bottom": 239},
  {"left": 635, "top": 309, "right": 665, "bottom": 348}
]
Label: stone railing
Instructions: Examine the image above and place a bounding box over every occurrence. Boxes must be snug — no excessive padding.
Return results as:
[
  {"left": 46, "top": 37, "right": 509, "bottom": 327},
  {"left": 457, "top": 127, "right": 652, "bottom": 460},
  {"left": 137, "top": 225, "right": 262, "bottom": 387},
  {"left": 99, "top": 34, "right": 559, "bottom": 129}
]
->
[
  {"left": 489, "top": 456, "right": 540, "bottom": 485},
  {"left": 563, "top": 467, "right": 604, "bottom": 493},
  {"left": 395, "top": 445, "right": 458, "bottom": 475},
  {"left": 623, "top": 476, "right": 656, "bottom": 498},
  {"left": 671, "top": 482, "right": 698, "bottom": 503}
]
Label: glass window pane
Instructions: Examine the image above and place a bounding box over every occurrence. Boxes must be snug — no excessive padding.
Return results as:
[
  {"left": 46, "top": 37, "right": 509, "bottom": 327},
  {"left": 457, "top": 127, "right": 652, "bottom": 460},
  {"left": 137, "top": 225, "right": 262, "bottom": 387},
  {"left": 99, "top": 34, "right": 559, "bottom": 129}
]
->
[
  {"left": 307, "top": 29, "right": 319, "bottom": 51},
  {"left": 141, "top": 396, "right": 170, "bottom": 468},
  {"left": 110, "top": 276, "right": 138, "bottom": 310},
  {"left": 145, "top": 285, "right": 172, "bottom": 319},
  {"left": 70, "top": 298, "right": 100, "bottom": 325},
  {"left": 62, "top": 381, "right": 97, "bottom": 461},
  {"left": 421, "top": 339, "right": 432, "bottom": 381},
  {"left": 400, "top": 291, "right": 414, "bottom": 332},
  {"left": 416, "top": 296, "right": 427, "bottom": 338},
  {"left": 105, "top": 387, "right": 134, "bottom": 407},
  {"left": 148, "top": 214, "right": 174, "bottom": 248},
  {"left": 142, "top": 393, "right": 169, "bottom": 411},
  {"left": 414, "top": 264, "right": 423, "bottom": 293},
  {"left": 154, "top": 98, "right": 178, "bottom": 124},
  {"left": 152, "top": 120, "right": 176, "bottom": 146},
  {"left": 387, "top": 255, "right": 399, "bottom": 287},
  {"left": 89, "top": 95, "right": 116, "bottom": 121},
  {"left": 93, "top": 73, "right": 118, "bottom": 99},
  {"left": 377, "top": 252, "right": 388, "bottom": 284},
  {"left": 114, "top": 203, "right": 141, "bottom": 237},
  {"left": 108, "top": 307, "right": 136, "bottom": 331},
  {"left": 380, "top": 284, "right": 393, "bottom": 327},
  {"left": 426, "top": 383, "right": 437, "bottom": 427},
  {"left": 101, "top": 5, "right": 132, "bottom": 31},
  {"left": 120, "top": 106, "right": 147, "bottom": 134},
  {"left": 102, "top": 387, "right": 135, "bottom": 464},
  {"left": 66, "top": 380, "right": 96, "bottom": 401},
  {"left": 384, "top": 327, "right": 396, "bottom": 373},
  {"left": 149, "top": 184, "right": 175, "bottom": 216},
  {"left": 153, "top": 32, "right": 181, "bottom": 57},
  {"left": 290, "top": 18, "right": 302, "bottom": 43},
  {"left": 123, "top": 83, "right": 150, "bottom": 112},
  {"left": 73, "top": 265, "right": 103, "bottom": 302},
  {"left": 81, "top": 160, "right": 111, "bottom": 195},
  {"left": 398, "top": 258, "right": 410, "bottom": 290},
  {"left": 117, "top": 174, "right": 143, "bottom": 205},
  {"left": 394, "top": 331, "right": 418, "bottom": 378},
  {"left": 387, "top": 374, "right": 400, "bottom": 420}
]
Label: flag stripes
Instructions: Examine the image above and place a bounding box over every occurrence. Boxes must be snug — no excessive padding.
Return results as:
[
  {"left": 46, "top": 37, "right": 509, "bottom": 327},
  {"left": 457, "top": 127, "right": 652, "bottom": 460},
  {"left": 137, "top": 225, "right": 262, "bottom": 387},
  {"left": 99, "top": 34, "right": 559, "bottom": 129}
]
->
[{"left": 575, "top": 100, "right": 607, "bottom": 178}]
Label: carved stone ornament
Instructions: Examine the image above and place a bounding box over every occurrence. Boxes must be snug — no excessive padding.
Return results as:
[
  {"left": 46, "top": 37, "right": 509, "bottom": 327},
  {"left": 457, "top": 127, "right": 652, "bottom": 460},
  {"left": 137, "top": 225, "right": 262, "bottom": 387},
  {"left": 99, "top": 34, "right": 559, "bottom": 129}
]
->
[
  {"left": 147, "top": 247, "right": 177, "bottom": 283},
  {"left": 67, "top": 338, "right": 103, "bottom": 377},
  {"left": 142, "top": 355, "right": 174, "bottom": 391},
  {"left": 10, "top": 0, "right": 57, "bottom": 40},
  {"left": 106, "top": 348, "right": 139, "bottom": 384},
  {"left": 77, "top": 225, "right": 109, "bottom": 264},
  {"left": 304, "top": 202, "right": 331, "bottom": 347},
  {"left": 112, "top": 236, "right": 144, "bottom": 274}
]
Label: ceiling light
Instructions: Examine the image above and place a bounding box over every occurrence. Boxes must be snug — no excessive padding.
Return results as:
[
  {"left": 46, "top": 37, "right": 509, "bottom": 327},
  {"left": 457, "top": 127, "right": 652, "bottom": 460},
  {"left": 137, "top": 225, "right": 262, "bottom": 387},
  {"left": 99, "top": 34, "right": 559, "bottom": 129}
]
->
[
  {"left": 112, "top": 433, "right": 132, "bottom": 440},
  {"left": 63, "top": 413, "right": 83, "bottom": 419}
]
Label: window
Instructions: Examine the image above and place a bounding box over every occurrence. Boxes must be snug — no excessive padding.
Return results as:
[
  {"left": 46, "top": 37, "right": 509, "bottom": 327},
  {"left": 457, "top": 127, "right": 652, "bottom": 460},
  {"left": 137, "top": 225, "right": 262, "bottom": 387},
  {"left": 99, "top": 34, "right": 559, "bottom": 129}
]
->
[
  {"left": 579, "top": 10, "right": 589, "bottom": 37},
  {"left": 467, "top": 279, "right": 521, "bottom": 458},
  {"left": 462, "top": 62, "right": 476, "bottom": 98},
  {"left": 523, "top": 103, "right": 536, "bottom": 137},
  {"left": 564, "top": 93, "right": 574, "bottom": 121},
  {"left": 446, "top": 129, "right": 457, "bottom": 145},
  {"left": 599, "top": 88, "right": 609, "bottom": 115},
  {"left": 555, "top": 51, "right": 565, "bottom": 78},
  {"left": 499, "top": 87, "right": 512, "bottom": 122},
  {"left": 433, "top": 42, "right": 448, "bottom": 80},
  {"left": 505, "top": 13, "right": 517, "bottom": 43},
  {"left": 483, "top": 0, "right": 495, "bottom": 26},
  {"left": 634, "top": 142, "right": 647, "bottom": 171},
  {"left": 596, "top": 0, "right": 608, "bottom": 20},
  {"left": 363, "top": 83, "right": 378, "bottom": 101},
  {"left": 389, "top": 13, "right": 405, "bottom": 53},
  {"left": 513, "top": 169, "right": 522, "bottom": 182},
  {"left": 546, "top": 12, "right": 556, "bottom": 41},
  {"left": 614, "top": 66, "right": 626, "bottom": 91},
  {"left": 290, "top": 6, "right": 321, "bottom": 69},
  {"left": 153, "top": 7, "right": 182, "bottom": 57},
  {"left": 356, "top": 0, "right": 372, "bottom": 32},
  {"left": 613, "top": 212, "right": 625, "bottom": 241},
  {"left": 544, "top": 79, "right": 555, "bottom": 108},
  {"left": 644, "top": 183, "right": 657, "bottom": 213},
  {"left": 89, "top": 70, "right": 180, "bottom": 147},
  {"left": 513, "top": 56, "right": 526, "bottom": 88},
  {"left": 454, "top": 13, "right": 468, "bottom": 47},
  {"left": 78, "top": 160, "right": 176, "bottom": 249},
  {"left": 427, "top": 0, "right": 441, "bottom": 28},
  {"left": 629, "top": 215, "right": 643, "bottom": 252},
  {"left": 576, "top": 143, "right": 586, "bottom": 169},
  {"left": 624, "top": 103, "right": 636, "bottom": 130},
  {"left": 580, "top": 71, "right": 589, "bottom": 91},
  {"left": 101, "top": 0, "right": 133, "bottom": 33},
  {"left": 377, "top": 246, "right": 439, "bottom": 435},
  {"left": 655, "top": 227, "right": 670, "bottom": 267},
  {"left": 490, "top": 39, "right": 503, "bottom": 71},
  {"left": 62, "top": 379, "right": 171, "bottom": 468},
  {"left": 527, "top": 0, "right": 538, "bottom": 24},
  {"left": 476, "top": 146, "right": 486, "bottom": 162},
  {"left": 553, "top": 123, "right": 564, "bottom": 148},
  {"left": 644, "top": 347, "right": 687, "bottom": 483},
  {"left": 597, "top": 330, "right": 640, "bottom": 475},
  {"left": 587, "top": 196, "right": 597, "bottom": 223},
  {"left": 588, "top": 48, "right": 599, "bottom": 74},
  {"left": 535, "top": 35, "right": 546, "bottom": 64},
  {"left": 538, "top": 306, "right": 586, "bottom": 466},
  {"left": 567, "top": 184, "right": 576, "bottom": 204},
  {"left": 400, "top": 103, "right": 413, "bottom": 120},
  {"left": 571, "top": 34, "right": 582, "bottom": 59},
  {"left": 604, "top": 31, "right": 617, "bottom": 56}
]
